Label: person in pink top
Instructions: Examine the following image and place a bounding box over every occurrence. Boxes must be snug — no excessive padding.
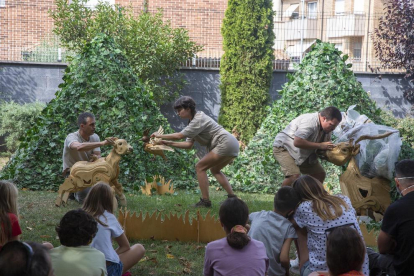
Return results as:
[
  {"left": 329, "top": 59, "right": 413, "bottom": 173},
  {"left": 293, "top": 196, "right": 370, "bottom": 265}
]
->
[
  {"left": 0, "top": 181, "right": 22, "bottom": 250},
  {"left": 203, "top": 197, "right": 269, "bottom": 276}
]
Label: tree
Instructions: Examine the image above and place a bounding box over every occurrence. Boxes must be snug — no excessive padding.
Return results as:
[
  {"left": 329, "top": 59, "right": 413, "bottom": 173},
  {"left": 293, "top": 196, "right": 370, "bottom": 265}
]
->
[
  {"left": 0, "top": 34, "right": 196, "bottom": 191},
  {"left": 218, "top": 0, "right": 275, "bottom": 143},
  {"left": 372, "top": 0, "right": 414, "bottom": 102},
  {"left": 50, "top": 0, "right": 202, "bottom": 104}
]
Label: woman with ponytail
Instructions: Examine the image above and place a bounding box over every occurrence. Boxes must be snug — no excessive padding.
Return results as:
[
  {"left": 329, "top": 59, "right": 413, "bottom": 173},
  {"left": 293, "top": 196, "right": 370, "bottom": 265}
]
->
[
  {"left": 203, "top": 197, "right": 268, "bottom": 276},
  {"left": 151, "top": 96, "right": 239, "bottom": 208},
  {"left": 291, "top": 175, "right": 369, "bottom": 276}
]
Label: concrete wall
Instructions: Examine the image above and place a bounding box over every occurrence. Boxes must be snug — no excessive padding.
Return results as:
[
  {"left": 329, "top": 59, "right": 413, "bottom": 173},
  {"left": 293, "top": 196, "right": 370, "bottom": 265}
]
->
[{"left": 0, "top": 62, "right": 413, "bottom": 133}]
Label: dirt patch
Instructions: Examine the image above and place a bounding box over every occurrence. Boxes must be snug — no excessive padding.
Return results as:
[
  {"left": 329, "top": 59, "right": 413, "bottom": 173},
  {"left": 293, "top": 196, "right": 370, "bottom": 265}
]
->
[{"left": 0, "top": 157, "right": 9, "bottom": 170}]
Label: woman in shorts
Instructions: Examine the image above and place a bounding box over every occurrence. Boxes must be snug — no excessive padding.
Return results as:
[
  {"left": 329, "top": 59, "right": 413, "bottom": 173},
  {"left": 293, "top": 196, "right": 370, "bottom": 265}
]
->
[{"left": 152, "top": 96, "right": 239, "bottom": 207}]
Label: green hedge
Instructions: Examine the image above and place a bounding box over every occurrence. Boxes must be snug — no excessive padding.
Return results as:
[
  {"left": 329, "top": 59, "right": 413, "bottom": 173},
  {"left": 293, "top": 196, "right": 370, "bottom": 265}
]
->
[
  {"left": 218, "top": 0, "right": 275, "bottom": 143},
  {"left": 222, "top": 41, "right": 414, "bottom": 193},
  {"left": 0, "top": 101, "right": 45, "bottom": 154},
  {"left": 0, "top": 34, "right": 196, "bottom": 192}
]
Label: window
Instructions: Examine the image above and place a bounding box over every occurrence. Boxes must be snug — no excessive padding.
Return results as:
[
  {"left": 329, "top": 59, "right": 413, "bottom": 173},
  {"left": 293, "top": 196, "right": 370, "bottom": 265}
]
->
[
  {"left": 0, "top": 0, "right": 5, "bottom": 7},
  {"left": 335, "top": 43, "right": 343, "bottom": 52},
  {"left": 354, "top": 0, "right": 365, "bottom": 14},
  {"left": 353, "top": 40, "right": 362, "bottom": 60},
  {"left": 284, "top": 4, "right": 300, "bottom": 18},
  {"left": 308, "top": 2, "right": 317, "bottom": 19},
  {"left": 335, "top": 0, "right": 345, "bottom": 15}
]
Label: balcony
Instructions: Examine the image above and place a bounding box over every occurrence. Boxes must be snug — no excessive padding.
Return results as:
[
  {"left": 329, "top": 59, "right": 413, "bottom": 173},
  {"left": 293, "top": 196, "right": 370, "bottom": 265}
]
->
[
  {"left": 284, "top": 19, "right": 318, "bottom": 40},
  {"left": 327, "top": 14, "right": 366, "bottom": 38}
]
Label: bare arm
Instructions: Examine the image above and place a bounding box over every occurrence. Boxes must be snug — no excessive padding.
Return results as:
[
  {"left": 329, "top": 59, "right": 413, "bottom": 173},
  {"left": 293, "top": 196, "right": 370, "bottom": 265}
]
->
[
  {"left": 293, "top": 137, "right": 334, "bottom": 150},
  {"left": 280, "top": 238, "right": 294, "bottom": 276},
  {"left": 70, "top": 140, "right": 110, "bottom": 152},
  {"left": 152, "top": 132, "right": 185, "bottom": 140},
  {"left": 162, "top": 140, "right": 194, "bottom": 149},
  {"left": 114, "top": 233, "right": 131, "bottom": 255},
  {"left": 378, "top": 230, "right": 396, "bottom": 254}
]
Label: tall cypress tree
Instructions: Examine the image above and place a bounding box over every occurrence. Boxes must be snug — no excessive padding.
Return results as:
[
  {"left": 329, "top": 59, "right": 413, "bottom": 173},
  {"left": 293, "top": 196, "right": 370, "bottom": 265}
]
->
[{"left": 219, "top": 0, "right": 275, "bottom": 143}]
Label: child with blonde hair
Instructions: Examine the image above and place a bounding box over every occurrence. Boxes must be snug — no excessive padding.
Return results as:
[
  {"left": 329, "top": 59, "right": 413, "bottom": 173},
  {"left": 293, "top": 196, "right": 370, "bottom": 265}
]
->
[
  {"left": 82, "top": 182, "right": 145, "bottom": 276},
  {"left": 0, "top": 181, "right": 21, "bottom": 249}
]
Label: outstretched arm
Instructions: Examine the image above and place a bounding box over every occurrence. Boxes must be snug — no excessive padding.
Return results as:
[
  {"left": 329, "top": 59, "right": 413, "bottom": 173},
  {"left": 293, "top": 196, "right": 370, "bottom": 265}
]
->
[
  {"left": 70, "top": 137, "right": 116, "bottom": 152},
  {"left": 162, "top": 140, "right": 194, "bottom": 149},
  {"left": 294, "top": 137, "right": 334, "bottom": 150},
  {"left": 152, "top": 132, "right": 185, "bottom": 140}
]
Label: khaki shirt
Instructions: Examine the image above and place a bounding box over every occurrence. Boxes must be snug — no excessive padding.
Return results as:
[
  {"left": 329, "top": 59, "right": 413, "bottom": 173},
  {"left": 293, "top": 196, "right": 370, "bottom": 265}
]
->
[
  {"left": 181, "top": 111, "right": 223, "bottom": 148},
  {"left": 62, "top": 131, "right": 101, "bottom": 172},
  {"left": 273, "top": 112, "right": 330, "bottom": 165}
]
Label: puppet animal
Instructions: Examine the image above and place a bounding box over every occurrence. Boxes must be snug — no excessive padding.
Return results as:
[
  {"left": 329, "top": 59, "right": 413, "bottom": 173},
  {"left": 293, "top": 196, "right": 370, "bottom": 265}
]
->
[
  {"left": 318, "top": 132, "right": 395, "bottom": 220},
  {"left": 55, "top": 138, "right": 133, "bottom": 208},
  {"left": 141, "top": 126, "right": 174, "bottom": 160}
]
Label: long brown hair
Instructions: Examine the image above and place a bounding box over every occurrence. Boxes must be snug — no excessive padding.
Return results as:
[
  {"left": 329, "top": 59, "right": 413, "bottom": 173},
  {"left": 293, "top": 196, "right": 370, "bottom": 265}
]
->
[
  {"left": 292, "top": 175, "right": 349, "bottom": 221},
  {"left": 82, "top": 182, "right": 114, "bottom": 226},
  {"left": 0, "top": 181, "right": 19, "bottom": 245}
]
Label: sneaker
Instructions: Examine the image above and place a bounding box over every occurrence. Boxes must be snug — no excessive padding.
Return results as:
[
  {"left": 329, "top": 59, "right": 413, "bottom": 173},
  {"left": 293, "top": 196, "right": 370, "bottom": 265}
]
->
[
  {"left": 191, "top": 198, "right": 212, "bottom": 208},
  {"left": 290, "top": 257, "right": 300, "bottom": 275}
]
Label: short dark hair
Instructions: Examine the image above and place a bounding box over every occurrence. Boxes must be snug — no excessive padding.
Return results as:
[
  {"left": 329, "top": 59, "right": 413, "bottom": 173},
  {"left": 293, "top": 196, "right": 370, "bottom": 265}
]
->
[
  {"left": 326, "top": 227, "right": 365, "bottom": 276},
  {"left": 274, "top": 186, "right": 300, "bottom": 213},
  {"left": 395, "top": 159, "right": 414, "bottom": 184},
  {"left": 77, "top": 112, "right": 95, "bottom": 127},
  {"left": 219, "top": 197, "right": 250, "bottom": 250},
  {"left": 56, "top": 209, "right": 98, "bottom": 247},
  {"left": 320, "top": 106, "right": 342, "bottom": 122},
  {"left": 27, "top": 242, "right": 52, "bottom": 276},
  {"left": 173, "top": 96, "right": 196, "bottom": 119},
  {"left": 0, "top": 241, "right": 52, "bottom": 276}
]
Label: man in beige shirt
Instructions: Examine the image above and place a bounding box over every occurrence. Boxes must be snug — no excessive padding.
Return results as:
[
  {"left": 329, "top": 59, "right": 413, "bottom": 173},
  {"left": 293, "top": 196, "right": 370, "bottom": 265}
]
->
[
  {"left": 62, "top": 112, "right": 114, "bottom": 203},
  {"left": 273, "top": 107, "right": 342, "bottom": 186}
]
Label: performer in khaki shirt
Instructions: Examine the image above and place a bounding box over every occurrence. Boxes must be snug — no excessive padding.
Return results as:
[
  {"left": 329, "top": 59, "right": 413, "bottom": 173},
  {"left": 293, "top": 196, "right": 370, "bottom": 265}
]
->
[
  {"left": 151, "top": 96, "right": 239, "bottom": 208},
  {"left": 62, "top": 112, "right": 114, "bottom": 203},
  {"left": 273, "top": 106, "right": 342, "bottom": 187}
]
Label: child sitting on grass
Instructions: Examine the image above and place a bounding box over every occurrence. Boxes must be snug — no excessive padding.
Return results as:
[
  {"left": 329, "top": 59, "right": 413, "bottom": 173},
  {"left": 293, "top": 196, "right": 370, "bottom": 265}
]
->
[
  {"left": 204, "top": 197, "right": 269, "bottom": 276},
  {"left": 248, "top": 186, "right": 299, "bottom": 276},
  {"left": 0, "top": 181, "right": 21, "bottom": 249},
  {"left": 50, "top": 209, "right": 107, "bottom": 276},
  {"left": 82, "top": 182, "right": 145, "bottom": 276}
]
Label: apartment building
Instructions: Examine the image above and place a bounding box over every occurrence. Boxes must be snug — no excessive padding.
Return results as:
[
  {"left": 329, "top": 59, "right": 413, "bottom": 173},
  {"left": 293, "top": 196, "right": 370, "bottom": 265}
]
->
[
  {"left": 0, "top": 0, "right": 387, "bottom": 71},
  {"left": 274, "top": 0, "right": 385, "bottom": 71}
]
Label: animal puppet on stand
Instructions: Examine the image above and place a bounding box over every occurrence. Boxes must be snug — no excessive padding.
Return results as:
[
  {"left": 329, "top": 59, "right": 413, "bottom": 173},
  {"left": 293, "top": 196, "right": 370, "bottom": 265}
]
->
[
  {"left": 55, "top": 138, "right": 133, "bottom": 209},
  {"left": 141, "top": 126, "right": 174, "bottom": 160},
  {"left": 318, "top": 131, "right": 396, "bottom": 221}
]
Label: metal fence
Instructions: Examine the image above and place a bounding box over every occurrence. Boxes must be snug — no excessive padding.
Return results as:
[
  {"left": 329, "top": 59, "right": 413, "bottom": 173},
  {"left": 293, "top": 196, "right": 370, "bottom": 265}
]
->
[{"left": 0, "top": 2, "right": 403, "bottom": 73}]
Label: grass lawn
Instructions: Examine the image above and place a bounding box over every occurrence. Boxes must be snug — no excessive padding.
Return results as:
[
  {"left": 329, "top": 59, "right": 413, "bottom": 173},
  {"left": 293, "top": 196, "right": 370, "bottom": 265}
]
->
[{"left": 18, "top": 187, "right": 277, "bottom": 275}]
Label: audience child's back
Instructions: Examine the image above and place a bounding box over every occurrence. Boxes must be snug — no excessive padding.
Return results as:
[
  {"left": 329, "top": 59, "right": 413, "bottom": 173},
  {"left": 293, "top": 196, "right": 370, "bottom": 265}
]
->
[
  {"left": 248, "top": 187, "right": 299, "bottom": 276},
  {"left": 50, "top": 209, "right": 107, "bottom": 276}
]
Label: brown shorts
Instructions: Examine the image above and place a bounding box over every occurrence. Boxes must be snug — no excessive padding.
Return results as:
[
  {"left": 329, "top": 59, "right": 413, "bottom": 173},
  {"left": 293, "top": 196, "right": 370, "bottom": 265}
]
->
[{"left": 273, "top": 146, "right": 325, "bottom": 177}]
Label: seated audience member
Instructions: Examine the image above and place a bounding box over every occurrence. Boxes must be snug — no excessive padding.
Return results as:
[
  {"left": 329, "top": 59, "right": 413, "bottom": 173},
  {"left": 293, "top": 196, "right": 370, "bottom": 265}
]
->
[
  {"left": 0, "top": 180, "right": 21, "bottom": 249},
  {"left": 50, "top": 209, "right": 107, "bottom": 276},
  {"left": 82, "top": 183, "right": 145, "bottom": 276},
  {"left": 248, "top": 186, "right": 299, "bottom": 276},
  {"left": 0, "top": 241, "right": 54, "bottom": 276},
  {"left": 204, "top": 197, "right": 269, "bottom": 276},
  {"left": 292, "top": 175, "right": 369, "bottom": 276},
  {"left": 369, "top": 159, "right": 414, "bottom": 276},
  {"left": 309, "top": 226, "right": 366, "bottom": 276}
]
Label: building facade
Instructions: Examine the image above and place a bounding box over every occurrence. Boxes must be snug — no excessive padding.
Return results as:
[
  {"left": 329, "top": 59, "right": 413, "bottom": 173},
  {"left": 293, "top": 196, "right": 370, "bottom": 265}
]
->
[{"left": 0, "top": 0, "right": 390, "bottom": 72}]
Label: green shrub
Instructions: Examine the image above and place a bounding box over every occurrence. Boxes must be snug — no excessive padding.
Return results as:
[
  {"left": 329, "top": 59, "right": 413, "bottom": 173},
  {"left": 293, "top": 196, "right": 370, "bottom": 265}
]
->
[
  {"left": 218, "top": 0, "right": 275, "bottom": 143},
  {"left": 221, "top": 41, "right": 390, "bottom": 193},
  {"left": 0, "top": 34, "right": 196, "bottom": 191},
  {"left": 50, "top": 0, "right": 202, "bottom": 105},
  {"left": 0, "top": 101, "right": 45, "bottom": 154}
]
